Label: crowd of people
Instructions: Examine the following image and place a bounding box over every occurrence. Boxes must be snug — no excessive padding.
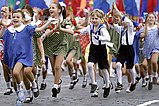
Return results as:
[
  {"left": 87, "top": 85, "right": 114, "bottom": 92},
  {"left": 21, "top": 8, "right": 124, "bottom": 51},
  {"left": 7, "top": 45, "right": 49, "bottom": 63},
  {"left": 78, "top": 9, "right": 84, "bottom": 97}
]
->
[{"left": 0, "top": 1, "right": 159, "bottom": 106}]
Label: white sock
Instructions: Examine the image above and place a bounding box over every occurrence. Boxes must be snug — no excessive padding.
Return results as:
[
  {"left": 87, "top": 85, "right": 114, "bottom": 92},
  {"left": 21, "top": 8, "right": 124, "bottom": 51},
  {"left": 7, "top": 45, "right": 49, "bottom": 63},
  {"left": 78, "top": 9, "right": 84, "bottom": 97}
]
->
[
  {"left": 83, "top": 75, "right": 86, "bottom": 81},
  {"left": 87, "top": 62, "right": 96, "bottom": 85},
  {"left": 42, "top": 79, "right": 46, "bottom": 84},
  {"left": 17, "top": 81, "right": 23, "bottom": 91},
  {"left": 54, "top": 84, "right": 58, "bottom": 89},
  {"left": 102, "top": 69, "right": 110, "bottom": 88},
  {"left": 129, "top": 67, "right": 136, "bottom": 84},
  {"left": 26, "top": 89, "right": 32, "bottom": 97},
  {"left": 149, "top": 75, "right": 153, "bottom": 82},
  {"left": 153, "top": 72, "right": 158, "bottom": 77},
  {"left": 116, "top": 62, "right": 122, "bottom": 84},
  {"left": 31, "top": 79, "right": 37, "bottom": 88}
]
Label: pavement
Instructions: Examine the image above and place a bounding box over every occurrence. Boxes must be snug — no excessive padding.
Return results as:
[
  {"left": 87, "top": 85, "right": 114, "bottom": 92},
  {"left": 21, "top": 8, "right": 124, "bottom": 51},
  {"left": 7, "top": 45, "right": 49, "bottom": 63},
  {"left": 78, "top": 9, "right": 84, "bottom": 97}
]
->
[{"left": 0, "top": 66, "right": 159, "bottom": 106}]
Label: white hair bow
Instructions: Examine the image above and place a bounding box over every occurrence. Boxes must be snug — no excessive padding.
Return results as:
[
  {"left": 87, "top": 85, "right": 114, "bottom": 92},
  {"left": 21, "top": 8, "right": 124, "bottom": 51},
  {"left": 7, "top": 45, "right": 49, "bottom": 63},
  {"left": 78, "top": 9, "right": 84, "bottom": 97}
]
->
[{"left": 59, "top": 2, "right": 66, "bottom": 7}]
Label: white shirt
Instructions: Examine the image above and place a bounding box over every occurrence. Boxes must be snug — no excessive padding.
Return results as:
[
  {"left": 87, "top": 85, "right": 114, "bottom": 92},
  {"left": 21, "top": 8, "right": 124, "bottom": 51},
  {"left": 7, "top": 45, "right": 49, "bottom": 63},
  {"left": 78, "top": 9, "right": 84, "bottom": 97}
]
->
[
  {"left": 80, "top": 24, "right": 110, "bottom": 45},
  {"left": 114, "top": 17, "right": 134, "bottom": 45}
]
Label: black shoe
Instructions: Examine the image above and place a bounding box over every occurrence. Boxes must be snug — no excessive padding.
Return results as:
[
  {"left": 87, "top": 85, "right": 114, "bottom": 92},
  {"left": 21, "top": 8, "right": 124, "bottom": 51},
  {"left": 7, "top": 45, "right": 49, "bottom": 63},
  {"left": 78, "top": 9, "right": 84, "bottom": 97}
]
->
[
  {"left": 82, "top": 80, "right": 87, "bottom": 88},
  {"left": 115, "top": 83, "right": 123, "bottom": 93},
  {"left": 72, "top": 72, "right": 78, "bottom": 80},
  {"left": 90, "top": 84, "right": 98, "bottom": 97},
  {"left": 148, "top": 81, "right": 153, "bottom": 90},
  {"left": 69, "top": 81, "right": 74, "bottom": 89},
  {"left": 90, "top": 84, "right": 98, "bottom": 93},
  {"left": 4, "top": 88, "right": 13, "bottom": 95},
  {"left": 24, "top": 96, "right": 33, "bottom": 103},
  {"left": 103, "top": 87, "right": 111, "bottom": 98},
  {"left": 129, "top": 83, "right": 136, "bottom": 92},
  {"left": 40, "top": 83, "right": 47, "bottom": 90},
  {"left": 136, "top": 76, "right": 141, "bottom": 83},
  {"left": 73, "top": 78, "right": 79, "bottom": 85},
  {"left": 52, "top": 88, "right": 58, "bottom": 97},
  {"left": 32, "top": 86, "right": 39, "bottom": 98}
]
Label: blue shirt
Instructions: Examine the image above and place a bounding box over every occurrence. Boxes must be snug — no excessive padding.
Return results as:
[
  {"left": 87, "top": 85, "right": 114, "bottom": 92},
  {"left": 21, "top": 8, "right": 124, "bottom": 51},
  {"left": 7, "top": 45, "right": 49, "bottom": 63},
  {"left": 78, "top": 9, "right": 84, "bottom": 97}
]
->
[{"left": 2, "top": 24, "right": 36, "bottom": 69}]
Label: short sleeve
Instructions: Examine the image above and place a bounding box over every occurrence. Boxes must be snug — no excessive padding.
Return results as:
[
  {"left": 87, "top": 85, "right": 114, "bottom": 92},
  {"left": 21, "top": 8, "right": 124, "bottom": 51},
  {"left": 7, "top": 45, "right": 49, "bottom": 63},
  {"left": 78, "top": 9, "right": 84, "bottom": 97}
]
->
[{"left": 26, "top": 25, "right": 37, "bottom": 36}]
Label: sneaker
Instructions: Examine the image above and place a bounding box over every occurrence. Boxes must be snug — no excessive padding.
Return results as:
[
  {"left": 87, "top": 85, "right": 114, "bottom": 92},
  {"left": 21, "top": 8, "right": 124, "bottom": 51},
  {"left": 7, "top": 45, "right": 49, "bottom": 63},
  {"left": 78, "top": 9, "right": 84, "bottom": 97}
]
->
[
  {"left": 52, "top": 88, "right": 58, "bottom": 97},
  {"left": 4, "top": 88, "right": 13, "bottom": 95},
  {"left": 24, "top": 96, "right": 33, "bottom": 103},
  {"left": 115, "top": 83, "right": 123, "bottom": 93},
  {"left": 40, "top": 83, "right": 47, "bottom": 90},
  {"left": 153, "top": 77, "right": 157, "bottom": 84},
  {"left": 142, "top": 79, "right": 147, "bottom": 87},
  {"left": 129, "top": 83, "right": 136, "bottom": 92},
  {"left": 103, "top": 87, "right": 111, "bottom": 98},
  {"left": 148, "top": 81, "right": 153, "bottom": 90},
  {"left": 82, "top": 80, "right": 87, "bottom": 88},
  {"left": 17, "top": 89, "right": 25, "bottom": 103}
]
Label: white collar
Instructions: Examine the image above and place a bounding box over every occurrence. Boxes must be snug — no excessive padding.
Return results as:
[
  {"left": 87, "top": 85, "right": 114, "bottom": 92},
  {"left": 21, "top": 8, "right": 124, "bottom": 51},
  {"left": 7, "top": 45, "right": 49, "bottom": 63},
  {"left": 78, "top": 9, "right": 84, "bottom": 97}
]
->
[
  {"left": 148, "top": 25, "right": 157, "bottom": 30},
  {"left": 8, "top": 24, "right": 25, "bottom": 33}
]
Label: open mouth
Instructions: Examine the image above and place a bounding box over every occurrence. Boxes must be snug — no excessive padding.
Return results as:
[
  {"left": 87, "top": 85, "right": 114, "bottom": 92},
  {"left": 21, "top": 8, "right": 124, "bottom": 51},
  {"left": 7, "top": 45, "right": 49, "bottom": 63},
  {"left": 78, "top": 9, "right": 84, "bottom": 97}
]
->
[{"left": 49, "top": 11, "right": 54, "bottom": 15}]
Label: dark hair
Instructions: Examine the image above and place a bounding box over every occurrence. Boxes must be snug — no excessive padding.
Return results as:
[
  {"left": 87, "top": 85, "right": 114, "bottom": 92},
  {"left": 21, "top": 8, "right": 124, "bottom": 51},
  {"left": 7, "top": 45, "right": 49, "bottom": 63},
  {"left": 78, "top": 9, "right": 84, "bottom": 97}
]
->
[
  {"left": 22, "top": 4, "right": 33, "bottom": 17},
  {"left": 43, "top": 8, "right": 50, "bottom": 20},
  {"left": 53, "top": 2, "right": 66, "bottom": 19},
  {"left": 13, "top": 10, "right": 25, "bottom": 18}
]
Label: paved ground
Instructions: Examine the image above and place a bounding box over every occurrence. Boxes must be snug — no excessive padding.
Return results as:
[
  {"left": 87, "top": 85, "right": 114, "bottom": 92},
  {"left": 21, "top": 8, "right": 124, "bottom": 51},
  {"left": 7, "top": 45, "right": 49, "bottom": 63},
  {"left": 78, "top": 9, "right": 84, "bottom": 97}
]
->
[{"left": 0, "top": 68, "right": 159, "bottom": 106}]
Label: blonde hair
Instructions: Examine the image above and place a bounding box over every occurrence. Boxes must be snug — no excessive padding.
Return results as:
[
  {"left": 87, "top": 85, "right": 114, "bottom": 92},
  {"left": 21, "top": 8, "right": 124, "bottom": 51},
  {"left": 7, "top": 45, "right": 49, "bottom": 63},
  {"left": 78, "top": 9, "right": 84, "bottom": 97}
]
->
[{"left": 90, "top": 9, "right": 104, "bottom": 19}]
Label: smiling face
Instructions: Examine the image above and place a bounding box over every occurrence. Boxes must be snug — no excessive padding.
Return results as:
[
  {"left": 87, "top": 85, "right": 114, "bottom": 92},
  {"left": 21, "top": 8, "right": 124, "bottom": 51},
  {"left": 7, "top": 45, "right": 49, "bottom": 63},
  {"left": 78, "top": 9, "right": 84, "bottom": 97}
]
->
[
  {"left": 90, "top": 9, "right": 104, "bottom": 26},
  {"left": 1, "top": 6, "right": 9, "bottom": 18},
  {"left": 90, "top": 15, "right": 102, "bottom": 26},
  {"left": 146, "top": 13, "right": 156, "bottom": 25},
  {"left": 12, "top": 11, "right": 24, "bottom": 28},
  {"left": 49, "top": 3, "right": 61, "bottom": 18},
  {"left": 113, "top": 14, "right": 121, "bottom": 24}
]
